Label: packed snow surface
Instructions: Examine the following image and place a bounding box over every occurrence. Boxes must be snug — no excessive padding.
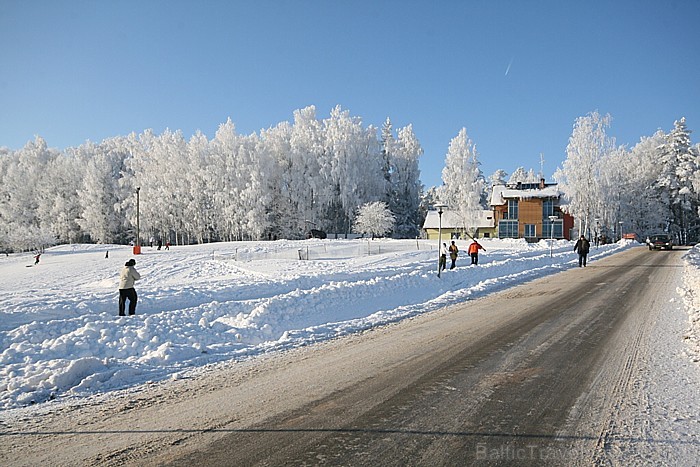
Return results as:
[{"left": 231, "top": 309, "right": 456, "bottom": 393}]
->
[
  {"left": 680, "top": 244, "right": 700, "bottom": 361},
  {"left": 0, "top": 238, "right": 696, "bottom": 412}
]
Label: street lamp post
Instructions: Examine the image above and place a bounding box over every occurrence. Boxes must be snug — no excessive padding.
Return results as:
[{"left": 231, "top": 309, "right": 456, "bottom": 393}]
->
[
  {"left": 435, "top": 204, "right": 447, "bottom": 278},
  {"left": 548, "top": 215, "right": 558, "bottom": 258},
  {"left": 134, "top": 187, "right": 141, "bottom": 255}
]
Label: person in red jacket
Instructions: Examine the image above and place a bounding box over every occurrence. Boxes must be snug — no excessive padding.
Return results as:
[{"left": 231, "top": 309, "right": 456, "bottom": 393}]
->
[{"left": 468, "top": 240, "right": 485, "bottom": 265}]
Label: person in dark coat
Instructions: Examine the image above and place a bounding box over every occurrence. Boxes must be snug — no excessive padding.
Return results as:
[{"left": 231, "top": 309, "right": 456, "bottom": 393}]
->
[
  {"left": 574, "top": 235, "right": 591, "bottom": 267},
  {"left": 448, "top": 241, "right": 459, "bottom": 269}
]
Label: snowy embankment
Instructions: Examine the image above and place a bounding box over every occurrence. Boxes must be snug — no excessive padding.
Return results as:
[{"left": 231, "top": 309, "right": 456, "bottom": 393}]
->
[
  {"left": 680, "top": 245, "right": 700, "bottom": 361},
  {"left": 0, "top": 238, "right": 636, "bottom": 410}
]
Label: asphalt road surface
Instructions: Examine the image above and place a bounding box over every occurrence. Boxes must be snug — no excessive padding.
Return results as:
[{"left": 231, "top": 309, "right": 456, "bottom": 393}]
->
[
  {"left": 166, "top": 246, "right": 681, "bottom": 466},
  {"left": 1, "top": 246, "right": 685, "bottom": 466}
]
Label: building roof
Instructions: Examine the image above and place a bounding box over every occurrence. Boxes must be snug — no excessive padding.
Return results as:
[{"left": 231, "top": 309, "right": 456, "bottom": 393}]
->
[
  {"left": 489, "top": 184, "right": 562, "bottom": 206},
  {"left": 422, "top": 209, "right": 494, "bottom": 230}
]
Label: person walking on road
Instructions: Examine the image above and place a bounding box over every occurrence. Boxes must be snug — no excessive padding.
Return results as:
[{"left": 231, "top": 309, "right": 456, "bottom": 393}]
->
[
  {"left": 439, "top": 243, "right": 448, "bottom": 272},
  {"left": 119, "top": 258, "right": 141, "bottom": 316},
  {"left": 574, "top": 235, "right": 591, "bottom": 267},
  {"left": 468, "top": 239, "right": 485, "bottom": 265},
  {"left": 448, "top": 241, "right": 459, "bottom": 270}
]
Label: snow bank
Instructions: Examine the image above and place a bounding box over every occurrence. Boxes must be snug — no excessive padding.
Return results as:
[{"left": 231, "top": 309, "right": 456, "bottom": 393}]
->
[
  {"left": 0, "top": 238, "right": 634, "bottom": 410},
  {"left": 680, "top": 245, "right": 700, "bottom": 361}
]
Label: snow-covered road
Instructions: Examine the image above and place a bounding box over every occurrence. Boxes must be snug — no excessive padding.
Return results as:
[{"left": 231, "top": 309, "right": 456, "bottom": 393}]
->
[{"left": 1, "top": 242, "right": 698, "bottom": 466}]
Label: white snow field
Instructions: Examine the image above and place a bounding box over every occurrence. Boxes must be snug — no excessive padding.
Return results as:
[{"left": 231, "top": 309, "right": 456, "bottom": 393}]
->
[{"left": 0, "top": 237, "right": 697, "bottom": 421}]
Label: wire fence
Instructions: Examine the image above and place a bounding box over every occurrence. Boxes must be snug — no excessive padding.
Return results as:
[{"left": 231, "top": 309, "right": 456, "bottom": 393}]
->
[{"left": 211, "top": 239, "right": 438, "bottom": 262}]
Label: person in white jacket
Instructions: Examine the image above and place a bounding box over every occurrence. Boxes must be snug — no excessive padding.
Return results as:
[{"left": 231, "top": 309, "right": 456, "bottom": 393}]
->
[
  {"left": 439, "top": 243, "right": 447, "bottom": 272},
  {"left": 119, "top": 258, "right": 141, "bottom": 316}
]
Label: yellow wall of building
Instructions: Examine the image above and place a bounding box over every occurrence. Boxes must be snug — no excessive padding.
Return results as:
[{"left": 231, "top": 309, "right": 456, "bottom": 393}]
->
[{"left": 425, "top": 228, "right": 496, "bottom": 240}]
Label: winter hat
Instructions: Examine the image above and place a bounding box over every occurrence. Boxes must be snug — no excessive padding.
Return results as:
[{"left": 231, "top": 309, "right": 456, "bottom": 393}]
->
[{"left": 126, "top": 259, "right": 136, "bottom": 266}]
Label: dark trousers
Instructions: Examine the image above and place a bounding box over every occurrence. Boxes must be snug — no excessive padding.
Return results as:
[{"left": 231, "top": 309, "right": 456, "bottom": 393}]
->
[
  {"left": 450, "top": 256, "right": 457, "bottom": 269},
  {"left": 119, "top": 288, "right": 138, "bottom": 316},
  {"left": 578, "top": 254, "right": 588, "bottom": 267},
  {"left": 439, "top": 255, "right": 446, "bottom": 271},
  {"left": 470, "top": 253, "right": 479, "bottom": 265}
]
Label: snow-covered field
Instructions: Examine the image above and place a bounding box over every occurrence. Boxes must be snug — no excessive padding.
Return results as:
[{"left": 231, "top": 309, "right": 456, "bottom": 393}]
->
[{"left": 0, "top": 238, "right": 696, "bottom": 414}]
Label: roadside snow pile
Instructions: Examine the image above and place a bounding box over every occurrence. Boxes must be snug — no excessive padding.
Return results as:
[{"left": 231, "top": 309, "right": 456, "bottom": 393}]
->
[
  {"left": 680, "top": 245, "right": 700, "bottom": 362},
  {"left": 0, "top": 238, "right": 633, "bottom": 410}
]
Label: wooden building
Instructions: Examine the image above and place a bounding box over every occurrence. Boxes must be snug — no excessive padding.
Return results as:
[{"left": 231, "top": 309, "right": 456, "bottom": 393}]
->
[{"left": 490, "top": 179, "right": 574, "bottom": 241}]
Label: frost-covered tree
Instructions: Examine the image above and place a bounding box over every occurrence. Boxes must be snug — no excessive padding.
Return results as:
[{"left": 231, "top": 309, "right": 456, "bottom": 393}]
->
[
  {"left": 209, "top": 120, "right": 267, "bottom": 241},
  {"left": 612, "top": 131, "right": 668, "bottom": 238},
  {"left": 554, "top": 111, "right": 615, "bottom": 235},
  {"left": 259, "top": 121, "right": 293, "bottom": 240},
  {"left": 595, "top": 145, "right": 630, "bottom": 239},
  {"left": 116, "top": 128, "right": 204, "bottom": 245},
  {"left": 655, "top": 117, "right": 700, "bottom": 243},
  {"left": 35, "top": 147, "right": 82, "bottom": 244},
  {"left": 322, "top": 106, "right": 384, "bottom": 234},
  {"left": 380, "top": 118, "right": 394, "bottom": 202},
  {"left": 0, "top": 106, "right": 426, "bottom": 246},
  {"left": 74, "top": 142, "right": 125, "bottom": 243},
  {"left": 693, "top": 142, "right": 700, "bottom": 198},
  {"left": 282, "top": 106, "right": 326, "bottom": 237},
  {"left": 353, "top": 201, "right": 395, "bottom": 238},
  {"left": 506, "top": 167, "right": 539, "bottom": 185},
  {"left": 386, "top": 124, "right": 423, "bottom": 238},
  {"left": 183, "top": 130, "right": 216, "bottom": 243},
  {"left": 0, "top": 137, "right": 61, "bottom": 250},
  {"left": 122, "top": 129, "right": 160, "bottom": 243},
  {"left": 439, "top": 128, "right": 485, "bottom": 233},
  {"left": 507, "top": 167, "right": 528, "bottom": 185},
  {"left": 489, "top": 169, "right": 508, "bottom": 187}
]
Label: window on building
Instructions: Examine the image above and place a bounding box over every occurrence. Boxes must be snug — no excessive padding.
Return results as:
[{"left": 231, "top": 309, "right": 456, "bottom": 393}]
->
[
  {"left": 524, "top": 224, "right": 536, "bottom": 238},
  {"left": 506, "top": 199, "right": 519, "bottom": 220},
  {"left": 543, "top": 219, "right": 563, "bottom": 238},
  {"left": 542, "top": 199, "right": 554, "bottom": 218},
  {"left": 499, "top": 220, "right": 519, "bottom": 238}
]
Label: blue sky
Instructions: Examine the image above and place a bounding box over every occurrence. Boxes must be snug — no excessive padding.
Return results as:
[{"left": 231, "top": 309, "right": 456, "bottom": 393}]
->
[{"left": 1, "top": 0, "right": 698, "bottom": 187}]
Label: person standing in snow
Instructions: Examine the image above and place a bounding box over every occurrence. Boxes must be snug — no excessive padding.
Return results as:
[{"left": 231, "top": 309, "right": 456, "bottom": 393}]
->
[
  {"left": 119, "top": 258, "right": 141, "bottom": 316},
  {"left": 468, "top": 239, "right": 485, "bottom": 265},
  {"left": 448, "top": 241, "right": 459, "bottom": 270},
  {"left": 439, "top": 243, "right": 448, "bottom": 272},
  {"left": 574, "top": 235, "right": 590, "bottom": 267},
  {"left": 34, "top": 253, "right": 41, "bottom": 265}
]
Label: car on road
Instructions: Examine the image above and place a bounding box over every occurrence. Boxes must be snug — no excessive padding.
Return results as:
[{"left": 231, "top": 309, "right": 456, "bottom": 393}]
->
[{"left": 648, "top": 234, "right": 673, "bottom": 250}]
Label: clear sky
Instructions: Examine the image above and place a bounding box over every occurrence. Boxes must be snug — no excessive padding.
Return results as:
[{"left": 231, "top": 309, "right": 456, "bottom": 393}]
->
[{"left": 1, "top": 0, "right": 698, "bottom": 187}]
